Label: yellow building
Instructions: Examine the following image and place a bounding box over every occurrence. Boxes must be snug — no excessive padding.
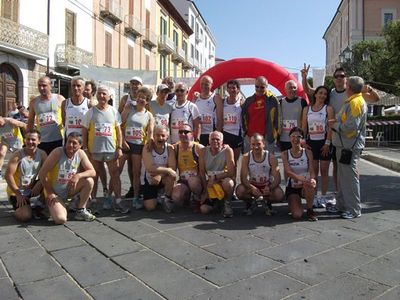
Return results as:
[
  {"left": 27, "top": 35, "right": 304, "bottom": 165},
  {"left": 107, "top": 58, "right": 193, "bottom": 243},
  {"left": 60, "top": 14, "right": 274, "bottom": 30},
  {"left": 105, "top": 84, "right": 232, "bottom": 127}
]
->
[{"left": 156, "top": 0, "right": 193, "bottom": 81}]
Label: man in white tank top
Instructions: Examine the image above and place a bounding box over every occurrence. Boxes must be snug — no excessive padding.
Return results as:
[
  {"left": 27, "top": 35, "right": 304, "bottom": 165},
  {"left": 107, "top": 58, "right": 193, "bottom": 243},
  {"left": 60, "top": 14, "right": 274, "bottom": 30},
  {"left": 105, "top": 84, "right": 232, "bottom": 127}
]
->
[
  {"left": 141, "top": 125, "right": 177, "bottom": 212},
  {"left": 27, "top": 76, "right": 65, "bottom": 155},
  {"left": 236, "top": 133, "right": 284, "bottom": 216},
  {"left": 5, "top": 130, "right": 47, "bottom": 222},
  {"left": 198, "top": 131, "right": 235, "bottom": 217}
]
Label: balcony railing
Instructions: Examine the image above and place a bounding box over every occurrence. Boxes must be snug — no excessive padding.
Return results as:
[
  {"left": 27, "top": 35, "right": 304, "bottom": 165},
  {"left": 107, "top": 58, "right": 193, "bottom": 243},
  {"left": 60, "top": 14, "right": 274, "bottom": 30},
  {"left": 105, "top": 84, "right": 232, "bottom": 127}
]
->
[
  {"left": 125, "top": 15, "right": 143, "bottom": 37},
  {"left": 0, "top": 16, "right": 48, "bottom": 60},
  {"left": 158, "top": 35, "right": 175, "bottom": 54},
  {"left": 182, "top": 55, "right": 194, "bottom": 69},
  {"left": 55, "top": 44, "right": 93, "bottom": 68},
  {"left": 142, "top": 28, "right": 157, "bottom": 48},
  {"left": 172, "top": 47, "right": 185, "bottom": 63},
  {"left": 100, "top": 0, "right": 123, "bottom": 24}
]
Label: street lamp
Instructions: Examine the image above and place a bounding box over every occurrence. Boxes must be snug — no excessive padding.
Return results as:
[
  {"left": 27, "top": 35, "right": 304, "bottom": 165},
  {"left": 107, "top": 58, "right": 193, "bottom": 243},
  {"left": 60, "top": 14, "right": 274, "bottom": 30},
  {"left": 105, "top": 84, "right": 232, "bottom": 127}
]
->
[
  {"left": 362, "top": 48, "right": 371, "bottom": 62},
  {"left": 342, "top": 46, "right": 353, "bottom": 61}
]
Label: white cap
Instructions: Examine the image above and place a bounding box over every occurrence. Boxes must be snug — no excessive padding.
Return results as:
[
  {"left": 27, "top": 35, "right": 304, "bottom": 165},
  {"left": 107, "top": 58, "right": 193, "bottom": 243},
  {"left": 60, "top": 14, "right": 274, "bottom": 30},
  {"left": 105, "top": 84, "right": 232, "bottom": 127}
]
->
[
  {"left": 130, "top": 76, "right": 143, "bottom": 84},
  {"left": 156, "top": 84, "right": 170, "bottom": 93}
]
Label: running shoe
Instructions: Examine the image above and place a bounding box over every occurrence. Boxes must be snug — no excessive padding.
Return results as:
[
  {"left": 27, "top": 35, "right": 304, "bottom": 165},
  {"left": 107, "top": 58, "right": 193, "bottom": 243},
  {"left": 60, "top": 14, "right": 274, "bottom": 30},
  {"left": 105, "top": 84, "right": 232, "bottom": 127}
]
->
[
  {"left": 243, "top": 200, "right": 257, "bottom": 216},
  {"left": 307, "top": 208, "right": 318, "bottom": 221},
  {"left": 102, "top": 196, "right": 112, "bottom": 210},
  {"left": 133, "top": 196, "right": 144, "bottom": 210},
  {"left": 264, "top": 201, "right": 276, "bottom": 216},
  {"left": 162, "top": 196, "right": 174, "bottom": 213},
  {"left": 326, "top": 204, "right": 341, "bottom": 214},
  {"left": 75, "top": 208, "right": 96, "bottom": 221},
  {"left": 223, "top": 201, "right": 233, "bottom": 218},
  {"left": 341, "top": 211, "right": 361, "bottom": 219},
  {"left": 114, "top": 199, "right": 130, "bottom": 214}
]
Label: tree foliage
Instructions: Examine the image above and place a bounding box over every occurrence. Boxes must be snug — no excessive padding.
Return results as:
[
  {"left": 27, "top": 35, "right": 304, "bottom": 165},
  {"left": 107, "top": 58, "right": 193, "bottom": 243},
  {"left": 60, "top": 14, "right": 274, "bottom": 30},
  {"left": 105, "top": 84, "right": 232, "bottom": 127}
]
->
[{"left": 340, "top": 20, "right": 400, "bottom": 95}]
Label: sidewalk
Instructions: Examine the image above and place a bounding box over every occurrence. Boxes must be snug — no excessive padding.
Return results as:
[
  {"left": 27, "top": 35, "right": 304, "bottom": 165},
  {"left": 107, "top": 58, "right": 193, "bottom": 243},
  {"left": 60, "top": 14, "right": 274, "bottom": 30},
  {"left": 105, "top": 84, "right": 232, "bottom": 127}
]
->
[
  {"left": 362, "top": 146, "right": 400, "bottom": 172},
  {"left": 0, "top": 149, "right": 399, "bottom": 299}
]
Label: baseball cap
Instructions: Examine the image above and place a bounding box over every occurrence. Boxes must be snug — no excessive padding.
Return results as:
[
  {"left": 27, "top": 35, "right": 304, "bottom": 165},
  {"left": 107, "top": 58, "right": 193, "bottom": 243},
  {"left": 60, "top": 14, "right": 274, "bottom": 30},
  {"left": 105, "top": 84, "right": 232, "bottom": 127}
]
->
[
  {"left": 157, "top": 84, "right": 170, "bottom": 93},
  {"left": 130, "top": 76, "right": 143, "bottom": 84}
]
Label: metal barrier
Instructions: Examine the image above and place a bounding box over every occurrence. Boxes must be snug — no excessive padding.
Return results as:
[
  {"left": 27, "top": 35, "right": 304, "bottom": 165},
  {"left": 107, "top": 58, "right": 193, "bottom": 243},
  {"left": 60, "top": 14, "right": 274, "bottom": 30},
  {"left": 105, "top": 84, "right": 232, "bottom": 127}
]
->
[{"left": 366, "top": 120, "right": 400, "bottom": 147}]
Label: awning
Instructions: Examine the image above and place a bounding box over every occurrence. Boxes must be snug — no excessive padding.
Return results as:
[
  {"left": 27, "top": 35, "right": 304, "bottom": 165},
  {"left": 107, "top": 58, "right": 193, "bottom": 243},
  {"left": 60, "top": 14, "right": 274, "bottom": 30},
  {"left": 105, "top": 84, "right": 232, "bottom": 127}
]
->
[
  {"left": 79, "top": 65, "right": 158, "bottom": 85},
  {"left": 374, "top": 90, "right": 400, "bottom": 107}
]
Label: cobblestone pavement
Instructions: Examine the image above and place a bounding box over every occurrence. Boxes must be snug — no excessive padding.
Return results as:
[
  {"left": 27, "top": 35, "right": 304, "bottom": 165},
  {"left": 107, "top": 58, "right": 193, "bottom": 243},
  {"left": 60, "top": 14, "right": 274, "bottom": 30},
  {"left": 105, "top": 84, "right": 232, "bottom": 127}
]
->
[{"left": 0, "top": 154, "right": 399, "bottom": 300}]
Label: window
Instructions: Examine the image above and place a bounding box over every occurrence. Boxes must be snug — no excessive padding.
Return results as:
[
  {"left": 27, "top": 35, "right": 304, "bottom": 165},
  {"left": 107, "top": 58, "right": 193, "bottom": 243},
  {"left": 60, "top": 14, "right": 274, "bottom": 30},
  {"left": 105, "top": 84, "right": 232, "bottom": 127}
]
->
[
  {"left": 65, "top": 9, "right": 76, "bottom": 46},
  {"left": 129, "top": 0, "right": 134, "bottom": 15},
  {"left": 173, "top": 30, "right": 179, "bottom": 47},
  {"left": 382, "top": 9, "right": 396, "bottom": 27},
  {"left": 160, "top": 55, "right": 166, "bottom": 79},
  {"left": 145, "top": 54, "right": 150, "bottom": 70},
  {"left": 1, "top": 0, "right": 18, "bottom": 21},
  {"left": 195, "top": 49, "right": 199, "bottom": 60},
  {"left": 146, "top": 9, "right": 150, "bottom": 30},
  {"left": 128, "top": 45, "right": 134, "bottom": 69},
  {"left": 160, "top": 16, "right": 167, "bottom": 35},
  {"left": 105, "top": 32, "right": 112, "bottom": 66},
  {"left": 173, "top": 62, "right": 177, "bottom": 78},
  {"left": 182, "top": 40, "right": 187, "bottom": 56},
  {"left": 190, "top": 15, "right": 194, "bottom": 29},
  {"left": 191, "top": 44, "right": 194, "bottom": 58}
]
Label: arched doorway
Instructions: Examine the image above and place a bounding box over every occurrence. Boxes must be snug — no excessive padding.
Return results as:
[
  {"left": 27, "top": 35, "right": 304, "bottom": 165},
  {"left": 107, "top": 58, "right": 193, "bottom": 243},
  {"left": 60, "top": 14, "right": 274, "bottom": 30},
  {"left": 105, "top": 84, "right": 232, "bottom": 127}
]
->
[
  {"left": 0, "top": 63, "right": 19, "bottom": 116},
  {"left": 188, "top": 58, "right": 307, "bottom": 100}
]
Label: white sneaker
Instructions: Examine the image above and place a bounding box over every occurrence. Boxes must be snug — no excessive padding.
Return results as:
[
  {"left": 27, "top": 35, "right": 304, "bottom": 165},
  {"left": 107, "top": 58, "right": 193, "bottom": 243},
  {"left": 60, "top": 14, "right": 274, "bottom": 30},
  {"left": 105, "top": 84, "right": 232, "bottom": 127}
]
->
[{"left": 75, "top": 208, "right": 96, "bottom": 221}]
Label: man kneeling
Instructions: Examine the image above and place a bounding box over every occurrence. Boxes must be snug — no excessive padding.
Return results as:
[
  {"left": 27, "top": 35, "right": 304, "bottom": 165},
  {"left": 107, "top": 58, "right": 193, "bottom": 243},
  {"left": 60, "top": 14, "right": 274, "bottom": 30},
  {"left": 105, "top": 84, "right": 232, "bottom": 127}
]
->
[
  {"left": 236, "top": 133, "right": 284, "bottom": 215},
  {"left": 39, "top": 132, "right": 96, "bottom": 224},
  {"left": 6, "top": 130, "right": 47, "bottom": 221}
]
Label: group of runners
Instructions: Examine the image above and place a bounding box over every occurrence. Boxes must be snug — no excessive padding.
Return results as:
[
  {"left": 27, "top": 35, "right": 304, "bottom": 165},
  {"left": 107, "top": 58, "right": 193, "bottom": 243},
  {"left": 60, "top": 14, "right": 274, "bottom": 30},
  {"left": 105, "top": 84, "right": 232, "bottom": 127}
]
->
[{"left": 0, "top": 66, "right": 379, "bottom": 223}]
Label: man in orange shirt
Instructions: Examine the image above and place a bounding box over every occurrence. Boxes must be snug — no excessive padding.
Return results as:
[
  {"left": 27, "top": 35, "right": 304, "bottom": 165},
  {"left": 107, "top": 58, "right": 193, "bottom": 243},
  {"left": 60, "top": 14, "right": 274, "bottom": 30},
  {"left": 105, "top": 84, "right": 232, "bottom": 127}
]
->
[{"left": 242, "top": 76, "right": 279, "bottom": 153}]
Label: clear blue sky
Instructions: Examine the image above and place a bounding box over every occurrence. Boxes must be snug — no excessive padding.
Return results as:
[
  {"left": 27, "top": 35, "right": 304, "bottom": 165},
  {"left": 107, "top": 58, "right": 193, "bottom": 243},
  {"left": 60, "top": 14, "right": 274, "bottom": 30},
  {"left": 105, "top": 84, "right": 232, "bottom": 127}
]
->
[{"left": 195, "top": 0, "right": 341, "bottom": 94}]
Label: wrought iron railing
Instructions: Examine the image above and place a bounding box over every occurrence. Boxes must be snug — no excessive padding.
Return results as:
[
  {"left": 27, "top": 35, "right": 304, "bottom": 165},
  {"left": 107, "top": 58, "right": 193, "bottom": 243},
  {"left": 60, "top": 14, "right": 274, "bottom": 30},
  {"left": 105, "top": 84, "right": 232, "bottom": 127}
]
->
[
  {"left": 55, "top": 44, "right": 93, "bottom": 66},
  {"left": 143, "top": 29, "right": 157, "bottom": 48},
  {"left": 158, "top": 35, "right": 175, "bottom": 53},
  {"left": 99, "top": 0, "right": 123, "bottom": 24},
  {"left": 125, "top": 15, "right": 143, "bottom": 36},
  {"left": 0, "top": 16, "right": 48, "bottom": 58}
]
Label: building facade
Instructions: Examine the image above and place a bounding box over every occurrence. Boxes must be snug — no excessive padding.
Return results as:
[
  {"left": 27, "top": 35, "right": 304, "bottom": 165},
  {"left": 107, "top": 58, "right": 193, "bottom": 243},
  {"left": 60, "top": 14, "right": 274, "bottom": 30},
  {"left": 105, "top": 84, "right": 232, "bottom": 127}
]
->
[{"left": 323, "top": 0, "right": 400, "bottom": 74}]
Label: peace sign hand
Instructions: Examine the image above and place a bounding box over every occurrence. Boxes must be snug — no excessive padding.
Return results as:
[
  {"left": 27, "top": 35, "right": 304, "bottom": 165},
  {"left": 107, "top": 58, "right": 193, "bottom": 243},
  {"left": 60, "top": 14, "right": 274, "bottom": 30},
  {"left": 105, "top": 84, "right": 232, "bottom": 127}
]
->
[{"left": 301, "top": 63, "right": 310, "bottom": 79}]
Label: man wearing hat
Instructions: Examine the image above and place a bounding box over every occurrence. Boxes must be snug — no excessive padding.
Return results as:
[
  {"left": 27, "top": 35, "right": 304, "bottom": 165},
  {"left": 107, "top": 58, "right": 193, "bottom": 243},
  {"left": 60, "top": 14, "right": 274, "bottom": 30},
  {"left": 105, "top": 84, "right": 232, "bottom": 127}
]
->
[
  {"left": 148, "top": 84, "right": 173, "bottom": 129},
  {"left": 119, "top": 76, "right": 142, "bottom": 198}
]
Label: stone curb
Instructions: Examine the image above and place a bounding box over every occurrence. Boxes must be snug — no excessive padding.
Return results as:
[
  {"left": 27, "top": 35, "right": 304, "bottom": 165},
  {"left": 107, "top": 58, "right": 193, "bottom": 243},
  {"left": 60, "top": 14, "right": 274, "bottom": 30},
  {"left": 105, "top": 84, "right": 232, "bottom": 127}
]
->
[{"left": 362, "top": 151, "right": 400, "bottom": 173}]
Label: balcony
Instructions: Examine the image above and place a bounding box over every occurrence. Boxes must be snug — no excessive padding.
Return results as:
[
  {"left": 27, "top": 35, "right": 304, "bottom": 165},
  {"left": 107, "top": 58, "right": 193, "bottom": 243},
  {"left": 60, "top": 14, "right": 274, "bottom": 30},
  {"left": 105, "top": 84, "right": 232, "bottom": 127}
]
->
[
  {"left": 99, "top": 0, "right": 123, "bottom": 25},
  {"left": 158, "top": 35, "right": 175, "bottom": 54},
  {"left": 142, "top": 28, "right": 157, "bottom": 48},
  {"left": 209, "top": 52, "right": 214, "bottom": 59},
  {"left": 195, "top": 34, "right": 202, "bottom": 44},
  {"left": 55, "top": 44, "right": 93, "bottom": 70},
  {"left": 182, "top": 55, "right": 194, "bottom": 69},
  {"left": 172, "top": 47, "right": 185, "bottom": 63},
  {"left": 125, "top": 15, "right": 143, "bottom": 37},
  {"left": 0, "top": 16, "right": 48, "bottom": 60}
]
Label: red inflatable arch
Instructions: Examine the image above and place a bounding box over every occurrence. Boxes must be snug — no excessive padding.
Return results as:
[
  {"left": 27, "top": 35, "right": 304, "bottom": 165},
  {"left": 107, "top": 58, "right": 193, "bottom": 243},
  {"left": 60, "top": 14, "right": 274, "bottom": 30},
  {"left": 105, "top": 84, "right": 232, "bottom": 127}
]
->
[{"left": 188, "top": 57, "right": 307, "bottom": 101}]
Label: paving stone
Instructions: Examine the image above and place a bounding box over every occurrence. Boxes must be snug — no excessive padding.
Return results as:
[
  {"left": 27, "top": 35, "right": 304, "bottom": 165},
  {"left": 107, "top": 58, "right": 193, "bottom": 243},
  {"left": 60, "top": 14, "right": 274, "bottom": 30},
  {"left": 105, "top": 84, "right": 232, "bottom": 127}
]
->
[
  {"left": 167, "top": 226, "right": 228, "bottom": 247},
  {"left": 306, "top": 227, "right": 368, "bottom": 246},
  {"left": 345, "top": 230, "right": 400, "bottom": 257},
  {"left": 51, "top": 245, "right": 127, "bottom": 288},
  {"left": 192, "top": 271, "right": 307, "bottom": 300},
  {"left": 286, "top": 273, "right": 390, "bottom": 300},
  {"left": 0, "top": 260, "right": 7, "bottom": 278},
  {"left": 68, "top": 222, "right": 143, "bottom": 257},
  {"left": 134, "top": 211, "right": 194, "bottom": 231},
  {"left": 258, "top": 238, "right": 330, "bottom": 264},
  {"left": 374, "top": 210, "right": 400, "bottom": 224},
  {"left": 0, "top": 230, "right": 39, "bottom": 255},
  {"left": 2, "top": 247, "right": 64, "bottom": 284},
  {"left": 136, "top": 232, "right": 221, "bottom": 269},
  {"left": 0, "top": 277, "right": 19, "bottom": 299},
  {"left": 113, "top": 250, "right": 214, "bottom": 299},
  {"left": 377, "top": 286, "right": 400, "bottom": 300},
  {"left": 192, "top": 254, "right": 281, "bottom": 286},
  {"left": 86, "top": 276, "right": 162, "bottom": 300},
  {"left": 256, "top": 226, "right": 318, "bottom": 245},
  {"left": 277, "top": 247, "right": 372, "bottom": 285},
  {"left": 203, "top": 236, "right": 276, "bottom": 259},
  {"left": 351, "top": 249, "right": 400, "bottom": 286},
  {"left": 206, "top": 218, "right": 275, "bottom": 239},
  {"left": 17, "top": 275, "right": 89, "bottom": 300},
  {"left": 27, "top": 226, "right": 85, "bottom": 252},
  {"left": 99, "top": 216, "right": 160, "bottom": 238},
  {"left": 343, "top": 217, "right": 400, "bottom": 234}
]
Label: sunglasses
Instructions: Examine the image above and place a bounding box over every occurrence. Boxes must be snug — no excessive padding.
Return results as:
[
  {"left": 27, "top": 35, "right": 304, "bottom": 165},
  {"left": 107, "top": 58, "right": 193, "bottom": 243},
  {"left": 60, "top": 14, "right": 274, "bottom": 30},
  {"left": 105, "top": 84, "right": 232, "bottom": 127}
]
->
[
  {"left": 178, "top": 130, "right": 192, "bottom": 134},
  {"left": 290, "top": 135, "right": 303, "bottom": 139},
  {"left": 175, "top": 89, "right": 186, "bottom": 93},
  {"left": 334, "top": 74, "right": 346, "bottom": 79},
  {"left": 255, "top": 85, "right": 266, "bottom": 89}
]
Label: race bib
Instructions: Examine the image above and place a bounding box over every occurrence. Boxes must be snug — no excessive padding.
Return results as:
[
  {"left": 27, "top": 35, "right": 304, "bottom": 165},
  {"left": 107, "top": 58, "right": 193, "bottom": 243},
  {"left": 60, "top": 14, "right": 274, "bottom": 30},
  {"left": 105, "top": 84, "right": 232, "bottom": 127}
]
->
[
  {"left": 38, "top": 112, "right": 56, "bottom": 126},
  {"left": 224, "top": 113, "right": 238, "bottom": 125},
  {"left": 180, "top": 170, "right": 197, "bottom": 180},
  {"left": 201, "top": 114, "right": 212, "bottom": 125},
  {"left": 57, "top": 169, "right": 77, "bottom": 184},
  {"left": 95, "top": 122, "right": 113, "bottom": 137},
  {"left": 1, "top": 132, "right": 13, "bottom": 139},
  {"left": 67, "top": 115, "right": 83, "bottom": 129},
  {"left": 282, "top": 119, "right": 297, "bottom": 132},
  {"left": 125, "top": 126, "right": 142, "bottom": 141},
  {"left": 309, "top": 121, "right": 325, "bottom": 135},
  {"left": 156, "top": 117, "right": 169, "bottom": 127},
  {"left": 171, "top": 118, "right": 186, "bottom": 129},
  {"left": 250, "top": 175, "right": 269, "bottom": 185}
]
